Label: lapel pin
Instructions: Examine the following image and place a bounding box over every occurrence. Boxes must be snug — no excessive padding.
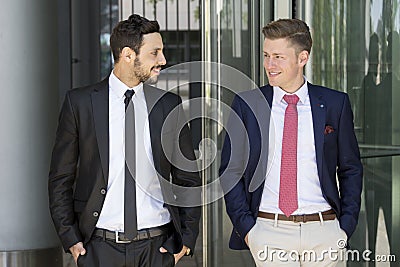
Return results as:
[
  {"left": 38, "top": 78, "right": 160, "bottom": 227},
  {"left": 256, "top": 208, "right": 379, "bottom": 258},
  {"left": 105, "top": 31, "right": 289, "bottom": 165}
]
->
[{"left": 320, "top": 104, "right": 324, "bottom": 108}]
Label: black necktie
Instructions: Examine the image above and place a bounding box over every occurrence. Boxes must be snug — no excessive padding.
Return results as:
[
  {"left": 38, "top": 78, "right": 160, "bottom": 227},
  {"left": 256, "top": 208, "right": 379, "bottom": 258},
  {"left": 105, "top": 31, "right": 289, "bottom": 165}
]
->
[{"left": 124, "top": 89, "right": 137, "bottom": 239}]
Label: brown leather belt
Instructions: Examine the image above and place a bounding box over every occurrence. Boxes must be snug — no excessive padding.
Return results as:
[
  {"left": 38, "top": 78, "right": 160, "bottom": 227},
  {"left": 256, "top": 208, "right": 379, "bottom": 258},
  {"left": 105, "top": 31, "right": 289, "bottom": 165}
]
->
[
  {"left": 93, "top": 224, "right": 170, "bottom": 244},
  {"left": 258, "top": 209, "right": 336, "bottom": 223}
]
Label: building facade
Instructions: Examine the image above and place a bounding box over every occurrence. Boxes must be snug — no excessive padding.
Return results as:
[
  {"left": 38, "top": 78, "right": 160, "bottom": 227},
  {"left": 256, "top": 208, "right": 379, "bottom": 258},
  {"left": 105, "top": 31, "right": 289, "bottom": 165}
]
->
[{"left": 0, "top": 0, "right": 399, "bottom": 266}]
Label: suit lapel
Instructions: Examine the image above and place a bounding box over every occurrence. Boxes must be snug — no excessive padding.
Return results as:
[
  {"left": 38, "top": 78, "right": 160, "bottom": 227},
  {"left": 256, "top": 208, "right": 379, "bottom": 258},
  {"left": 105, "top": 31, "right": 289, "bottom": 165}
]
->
[
  {"left": 308, "top": 83, "right": 326, "bottom": 180},
  {"left": 258, "top": 85, "right": 273, "bottom": 168},
  {"left": 142, "top": 85, "right": 177, "bottom": 202},
  {"left": 91, "top": 79, "right": 110, "bottom": 184},
  {"left": 258, "top": 86, "right": 273, "bottom": 169},
  {"left": 260, "top": 85, "right": 274, "bottom": 109},
  {"left": 249, "top": 85, "right": 273, "bottom": 193},
  {"left": 143, "top": 84, "right": 164, "bottom": 171}
]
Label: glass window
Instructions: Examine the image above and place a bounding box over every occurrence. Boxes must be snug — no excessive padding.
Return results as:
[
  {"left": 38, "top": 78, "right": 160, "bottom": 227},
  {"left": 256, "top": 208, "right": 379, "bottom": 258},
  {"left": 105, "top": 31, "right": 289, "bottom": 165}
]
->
[
  {"left": 202, "top": 1, "right": 273, "bottom": 266},
  {"left": 298, "top": 0, "right": 400, "bottom": 263},
  {"left": 100, "top": 0, "right": 119, "bottom": 79}
]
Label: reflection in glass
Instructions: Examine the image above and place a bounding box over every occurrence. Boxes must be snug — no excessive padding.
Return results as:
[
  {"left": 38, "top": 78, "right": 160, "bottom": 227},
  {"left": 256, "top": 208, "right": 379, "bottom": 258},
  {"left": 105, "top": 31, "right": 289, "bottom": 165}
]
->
[
  {"left": 300, "top": 0, "right": 400, "bottom": 265},
  {"left": 100, "top": 0, "right": 119, "bottom": 79}
]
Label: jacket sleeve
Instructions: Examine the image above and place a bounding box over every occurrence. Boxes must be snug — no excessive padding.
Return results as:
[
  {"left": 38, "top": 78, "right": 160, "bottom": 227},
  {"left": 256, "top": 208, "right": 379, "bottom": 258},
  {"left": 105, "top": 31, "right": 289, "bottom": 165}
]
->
[
  {"left": 170, "top": 96, "right": 201, "bottom": 253},
  {"left": 48, "top": 92, "right": 82, "bottom": 252},
  {"left": 219, "top": 95, "right": 255, "bottom": 239},
  {"left": 336, "top": 94, "right": 363, "bottom": 238}
]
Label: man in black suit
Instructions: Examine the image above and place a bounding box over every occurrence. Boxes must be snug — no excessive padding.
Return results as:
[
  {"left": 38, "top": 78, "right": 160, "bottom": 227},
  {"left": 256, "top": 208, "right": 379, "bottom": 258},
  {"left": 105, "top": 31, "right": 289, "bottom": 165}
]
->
[{"left": 49, "top": 14, "right": 200, "bottom": 266}]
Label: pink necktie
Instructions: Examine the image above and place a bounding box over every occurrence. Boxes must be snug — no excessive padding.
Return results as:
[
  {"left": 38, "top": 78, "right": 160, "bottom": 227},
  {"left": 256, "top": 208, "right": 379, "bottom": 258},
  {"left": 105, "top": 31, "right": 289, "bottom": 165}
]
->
[{"left": 279, "top": 94, "right": 299, "bottom": 217}]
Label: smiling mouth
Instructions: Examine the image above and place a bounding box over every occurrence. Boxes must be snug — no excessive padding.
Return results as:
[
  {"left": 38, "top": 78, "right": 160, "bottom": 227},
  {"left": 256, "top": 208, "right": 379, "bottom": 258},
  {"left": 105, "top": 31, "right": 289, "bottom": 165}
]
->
[
  {"left": 152, "top": 66, "right": 162, "bottom": 74},
  {"left": 268, "top": 71, "right": 280, "bottom": 77}
]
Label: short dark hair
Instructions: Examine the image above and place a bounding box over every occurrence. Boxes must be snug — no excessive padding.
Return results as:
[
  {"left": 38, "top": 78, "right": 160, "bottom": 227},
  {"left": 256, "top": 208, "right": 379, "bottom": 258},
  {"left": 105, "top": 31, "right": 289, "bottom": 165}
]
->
[
  {"left": 110, "top": 14, "right": 160, "bottom": 63},
  {"left": 262, "top": 19, "right": 312, "bottom": 54}
]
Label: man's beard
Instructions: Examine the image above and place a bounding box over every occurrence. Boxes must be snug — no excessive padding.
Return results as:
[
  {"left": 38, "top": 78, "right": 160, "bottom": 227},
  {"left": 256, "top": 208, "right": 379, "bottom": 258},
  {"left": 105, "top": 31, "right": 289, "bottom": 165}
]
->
[{"left": 133, "top": 58, "right": 159, "bottom": 84}]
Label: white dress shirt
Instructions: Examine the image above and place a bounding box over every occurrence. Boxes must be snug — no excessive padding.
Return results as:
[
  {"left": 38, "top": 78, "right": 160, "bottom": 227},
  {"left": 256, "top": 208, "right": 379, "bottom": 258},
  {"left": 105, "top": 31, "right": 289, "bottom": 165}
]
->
[
  {"left": 259, "top": 79, "right": 331, "bottom": 215},
  {"left": 96, "top": 72, "right": 171, "bottom": 232}
]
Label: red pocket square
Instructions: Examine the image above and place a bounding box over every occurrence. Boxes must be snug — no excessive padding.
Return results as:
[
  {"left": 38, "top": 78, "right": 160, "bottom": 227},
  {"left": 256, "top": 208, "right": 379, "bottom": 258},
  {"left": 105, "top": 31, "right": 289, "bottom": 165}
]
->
[{"left": 324, "top": 125, "right": 335, "bottom": 135}]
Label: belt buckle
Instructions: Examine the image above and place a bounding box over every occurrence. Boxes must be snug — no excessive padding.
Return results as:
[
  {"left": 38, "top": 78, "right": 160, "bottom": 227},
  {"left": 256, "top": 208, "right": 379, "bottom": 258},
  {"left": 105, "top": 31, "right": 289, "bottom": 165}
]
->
[{"left": 115, "top": 231, "right": 131, "bottom": 244}]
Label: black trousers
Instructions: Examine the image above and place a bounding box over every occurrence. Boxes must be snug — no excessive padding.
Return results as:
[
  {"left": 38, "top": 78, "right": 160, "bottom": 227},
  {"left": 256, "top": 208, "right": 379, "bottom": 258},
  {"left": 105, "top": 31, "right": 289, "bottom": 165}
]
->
[{"left": 77, "top": 234, "right": 175, "bottom": 267}]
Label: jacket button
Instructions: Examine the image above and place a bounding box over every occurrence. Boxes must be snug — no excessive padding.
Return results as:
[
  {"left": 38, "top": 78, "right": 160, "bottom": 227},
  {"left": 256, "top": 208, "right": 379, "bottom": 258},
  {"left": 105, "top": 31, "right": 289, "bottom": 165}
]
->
[
  {"left": 93, "top": 211, "right": 99, "bottom": 217},
  {"left": 100, "top": 189, "right": 106, "bottom": 195}
]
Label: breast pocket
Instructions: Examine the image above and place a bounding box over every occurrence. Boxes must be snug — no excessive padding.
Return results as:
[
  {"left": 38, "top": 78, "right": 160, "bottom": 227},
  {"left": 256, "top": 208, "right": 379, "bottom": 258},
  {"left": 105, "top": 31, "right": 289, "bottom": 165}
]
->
[{"left": 324, "top": 131, "right": 338, "bottom": 144}]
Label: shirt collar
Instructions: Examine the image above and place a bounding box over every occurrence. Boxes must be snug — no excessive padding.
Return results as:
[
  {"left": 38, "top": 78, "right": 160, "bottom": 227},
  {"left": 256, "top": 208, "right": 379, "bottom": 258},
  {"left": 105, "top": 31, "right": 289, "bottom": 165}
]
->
[
  {"left": 109, "top": 71, "right": 143, "bottom": 99},
  {"left": 273, "top": 76, "right": 308, "bottom": 104}
]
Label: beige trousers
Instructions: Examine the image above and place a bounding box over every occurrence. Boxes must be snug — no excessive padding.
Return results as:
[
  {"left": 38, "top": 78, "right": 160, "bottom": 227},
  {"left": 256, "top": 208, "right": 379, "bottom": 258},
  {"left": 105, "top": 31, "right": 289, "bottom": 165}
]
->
[{"left": 247, "top": 217, "right": 348, "bottom": 266}]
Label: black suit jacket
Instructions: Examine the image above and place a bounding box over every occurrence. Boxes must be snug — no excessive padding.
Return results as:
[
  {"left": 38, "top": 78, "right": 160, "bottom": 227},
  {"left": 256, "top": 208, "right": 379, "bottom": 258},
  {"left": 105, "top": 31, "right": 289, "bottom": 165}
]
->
[{"left": 49, "top": 77, "right": 201, "bottom": 254}]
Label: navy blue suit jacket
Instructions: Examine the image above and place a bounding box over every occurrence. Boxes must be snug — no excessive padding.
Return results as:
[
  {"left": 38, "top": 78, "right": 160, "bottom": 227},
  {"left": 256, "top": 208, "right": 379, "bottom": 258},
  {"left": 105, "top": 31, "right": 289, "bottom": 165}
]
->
[{"left": 219, "top": 83, "right": 363, "bottom": 250}]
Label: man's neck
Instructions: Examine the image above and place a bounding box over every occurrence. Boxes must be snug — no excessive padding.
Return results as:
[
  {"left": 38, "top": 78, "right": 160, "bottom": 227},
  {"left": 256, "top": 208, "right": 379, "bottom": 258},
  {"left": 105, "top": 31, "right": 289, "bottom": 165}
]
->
[
  {"left": 281, "top": 76, "right": 305, "bottom": 94},
  {"left": 113, "top": 64, "right": 140, "bottom": 88}
]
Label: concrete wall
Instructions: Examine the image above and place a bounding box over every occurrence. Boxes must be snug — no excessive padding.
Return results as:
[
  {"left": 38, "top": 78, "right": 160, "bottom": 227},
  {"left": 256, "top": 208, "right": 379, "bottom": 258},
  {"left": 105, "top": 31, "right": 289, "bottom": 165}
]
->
[{"left": 0, "top": 0, "right": 62, "bottom": 265}]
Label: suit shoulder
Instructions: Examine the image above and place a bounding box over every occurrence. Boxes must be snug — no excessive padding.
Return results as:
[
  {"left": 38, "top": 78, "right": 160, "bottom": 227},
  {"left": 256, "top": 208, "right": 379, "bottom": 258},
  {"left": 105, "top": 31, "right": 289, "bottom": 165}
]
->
[
  {"left": 309, "top": 83, "right": 347, "bottom": 98},
  {"left": 237, "top": 85, "right": 270, "bottom": 97},
  {"left": 162, "top": 89, "right": 182, "bottom": 103},
  {"left": 145, "top": 84, "right": 182, "bottom": 103},
  {"left": 67, "top": 79, "right": 108, "bottom": 98},
  {"left": 234, "top": 85, "right": 271, "bottom": 106}
]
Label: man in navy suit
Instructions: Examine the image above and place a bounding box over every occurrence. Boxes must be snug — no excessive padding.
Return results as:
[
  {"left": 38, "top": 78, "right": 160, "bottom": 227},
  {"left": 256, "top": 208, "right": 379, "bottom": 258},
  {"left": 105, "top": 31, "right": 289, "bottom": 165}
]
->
[{"left": 220, "top": 19, "right": 362, "bottom": 266}]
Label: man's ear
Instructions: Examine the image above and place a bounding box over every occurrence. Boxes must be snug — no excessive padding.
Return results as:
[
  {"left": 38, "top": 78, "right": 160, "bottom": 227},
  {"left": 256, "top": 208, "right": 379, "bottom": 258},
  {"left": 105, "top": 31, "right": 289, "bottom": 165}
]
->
[
  {"left": 120, "top": 47, "right": 136, "bottom": 63},
  {"left": 298, "top": 50, "right": 309, "bottom": 66}
]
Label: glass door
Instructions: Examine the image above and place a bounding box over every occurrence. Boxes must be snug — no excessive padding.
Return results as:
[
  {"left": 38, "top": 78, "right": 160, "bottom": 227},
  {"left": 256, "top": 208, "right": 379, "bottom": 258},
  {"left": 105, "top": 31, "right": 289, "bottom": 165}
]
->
[
  {"left": 297, "top": 0, "right": 400, "bottom": 265},
  {"left": 201, "top": 1, "right": 273, "bottom": 266}
]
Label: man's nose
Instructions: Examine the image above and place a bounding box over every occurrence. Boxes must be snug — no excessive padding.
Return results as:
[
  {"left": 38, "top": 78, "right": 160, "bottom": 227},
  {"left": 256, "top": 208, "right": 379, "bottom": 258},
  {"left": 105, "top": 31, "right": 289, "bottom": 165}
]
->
[
  {"left": 158, "top": 52, "right": 166, "bottom": 66},
  {"left": 264, "top": 57, "right": 276, "bottom": 68}
]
